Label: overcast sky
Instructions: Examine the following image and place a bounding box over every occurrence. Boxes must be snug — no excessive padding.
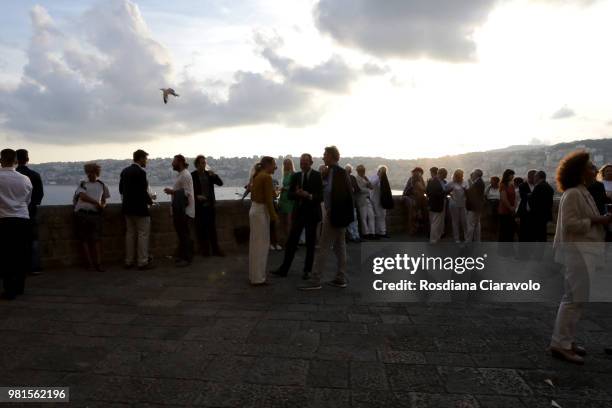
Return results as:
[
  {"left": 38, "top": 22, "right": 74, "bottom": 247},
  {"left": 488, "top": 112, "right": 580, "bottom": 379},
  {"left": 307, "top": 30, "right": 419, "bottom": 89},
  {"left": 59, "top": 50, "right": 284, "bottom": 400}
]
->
[{"left": 1, "top": 0, "right": 611, "bottom": 163}]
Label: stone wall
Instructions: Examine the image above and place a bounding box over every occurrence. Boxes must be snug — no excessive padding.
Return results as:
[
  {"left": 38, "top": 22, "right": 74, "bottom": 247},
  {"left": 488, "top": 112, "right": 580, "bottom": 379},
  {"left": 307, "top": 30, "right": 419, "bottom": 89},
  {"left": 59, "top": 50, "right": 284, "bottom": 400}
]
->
[{"left": 37, "top": 197, "right": 559, "bottom": 268}]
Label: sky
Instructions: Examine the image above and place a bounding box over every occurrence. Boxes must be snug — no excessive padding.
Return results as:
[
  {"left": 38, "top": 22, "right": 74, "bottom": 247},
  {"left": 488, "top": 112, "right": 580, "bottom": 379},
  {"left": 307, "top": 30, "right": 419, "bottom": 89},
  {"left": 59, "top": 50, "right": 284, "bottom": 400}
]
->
[{"left": 1, "top": 0, "right": 612, "bottom": 163}]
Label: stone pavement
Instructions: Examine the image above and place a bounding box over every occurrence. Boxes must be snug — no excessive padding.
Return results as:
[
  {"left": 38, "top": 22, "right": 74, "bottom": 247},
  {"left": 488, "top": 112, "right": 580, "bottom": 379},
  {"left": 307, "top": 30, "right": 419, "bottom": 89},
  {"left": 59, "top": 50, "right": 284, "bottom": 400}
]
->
[{"left": 1, "top": 238, "right": 612, "bottom": 407}]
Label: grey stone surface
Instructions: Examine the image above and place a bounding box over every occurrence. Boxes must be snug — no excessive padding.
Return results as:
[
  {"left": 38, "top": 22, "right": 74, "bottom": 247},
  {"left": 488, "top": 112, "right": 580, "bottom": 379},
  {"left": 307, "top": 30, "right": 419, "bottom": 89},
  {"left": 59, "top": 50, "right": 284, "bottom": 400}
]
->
[{"left": 0, "top": 238, "right": 611, "bottom": 407}]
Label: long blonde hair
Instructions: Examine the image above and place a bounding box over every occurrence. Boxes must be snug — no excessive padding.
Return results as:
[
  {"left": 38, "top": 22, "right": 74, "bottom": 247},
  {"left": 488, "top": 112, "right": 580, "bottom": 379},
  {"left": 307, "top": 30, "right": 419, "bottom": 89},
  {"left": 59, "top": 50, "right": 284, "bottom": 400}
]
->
[{"left": 282, "top": 158, "right": 295, "bottom": 178}]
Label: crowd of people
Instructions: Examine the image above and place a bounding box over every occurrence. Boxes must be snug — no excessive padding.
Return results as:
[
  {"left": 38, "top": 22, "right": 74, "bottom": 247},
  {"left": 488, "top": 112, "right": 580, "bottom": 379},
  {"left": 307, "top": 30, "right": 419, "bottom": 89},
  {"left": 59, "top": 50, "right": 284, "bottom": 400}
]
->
[{"left": 1, "top": 146, "right": 612, "bottom": 362}]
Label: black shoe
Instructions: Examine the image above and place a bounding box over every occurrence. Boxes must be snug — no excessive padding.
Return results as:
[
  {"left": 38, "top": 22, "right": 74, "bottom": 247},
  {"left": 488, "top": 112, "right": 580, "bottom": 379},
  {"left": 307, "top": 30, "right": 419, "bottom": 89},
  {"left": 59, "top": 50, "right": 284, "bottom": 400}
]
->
[
  {"left": 271, "top": 268, "right": 288, "bottom": 277},
  {"left": 124, "top": 263, "right": 135, "bottom": 269},
  {"left": 371, "top": 234, "right": 381, "bottom": 240},
  {"left": 605, "top": 347, "right": 612, "bottom": 355},
  {"left": 302, "top": 272, "right": 310, "bottom": 280},
  {"left": 299, "top": 282, "right": 322, "bottom": 290},
  {"left": 175, "top": 259, "right": 191, "bottom": 268},
  {"left": 0, "top": 292, "right": 16, "bottom": 301},
  {"left": 29, "top": 271, "right": 42, "bottom": 276},
  {"left": 327, "top": 279, "right": 348, "bottom": 288},
  {"left": 138, "top": 262, "right": 155, "bottom": 271}
]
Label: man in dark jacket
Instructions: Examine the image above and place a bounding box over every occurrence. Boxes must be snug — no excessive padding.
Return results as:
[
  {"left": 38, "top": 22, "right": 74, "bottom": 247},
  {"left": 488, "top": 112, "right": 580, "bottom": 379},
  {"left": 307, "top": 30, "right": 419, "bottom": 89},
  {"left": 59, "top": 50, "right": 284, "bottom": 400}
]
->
[
  {"left": 518, "top": 170, "right": 537, "bottom": 242},
  {"left": 426, "top": 167, "right": 445, "bottom": 243},
  {"left": 119, "top": 149, "right": 154, "bottom": 270},
  {"left": 16, "top": 149, "right": 44, "bottom": 274},
  {"left": 192, "top": 155, "right": 224, "bottom": 256},
  {"left": 528, "top": 171, "right": 554, "bottom": 242},
  {"left": 465, "top": 169, "right": 485, "bottom": 242},
  {"left": 300, "top": 146, "right": 354, "bottom": 290},
  {"left": 272, "top": 153, "right": 323, "bottom": 279}
]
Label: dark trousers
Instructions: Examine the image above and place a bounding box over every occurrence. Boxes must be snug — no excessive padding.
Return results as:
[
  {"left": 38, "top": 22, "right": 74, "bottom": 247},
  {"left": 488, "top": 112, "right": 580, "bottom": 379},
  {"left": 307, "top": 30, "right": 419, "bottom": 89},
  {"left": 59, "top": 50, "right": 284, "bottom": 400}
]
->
[
  {"left": 498, "top": 214, "right": 516, "bottom": 242},
  {"left": 279, "top": 214, "right": 318, "bottom": 274},
  {"left": 173, "top": 214, "right": 194, "bottom": 262},
  {"left": 0, "top": 218, "right": 31, "bottom": 297},
  {"left": 533, "top": 221, "right": 548, "bottom": 242},
  {"left": 518, "top": 214, "right": 535, "bottom": 242},
  {"left": 195, "top": 206, "right": 221, "bottom": 255}
]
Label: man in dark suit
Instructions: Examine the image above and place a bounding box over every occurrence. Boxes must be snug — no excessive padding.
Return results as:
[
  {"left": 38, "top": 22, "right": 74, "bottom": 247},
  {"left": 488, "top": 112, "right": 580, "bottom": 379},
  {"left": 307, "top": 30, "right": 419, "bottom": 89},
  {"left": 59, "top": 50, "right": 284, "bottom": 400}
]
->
[
  {"left": 16, "top": 149, "right": 44, "bottom": 275},
  {"left": 272, "top": 153, "right": 323, "bottom": 279},
  {"left": 300, "top": 146, "right": 354, "bottom": 290},
  {"left": 192, "top": 155, "right": 224, "bottom": 257},
  {"left": 528, "top": 170, "right": 554, "bottom": 242},
  {"left": 518, "top": 169, "right": 537, "bottom": 242},
  {"left": 465, "top": 169, "right": 485, "bottom": 242},
  {"left": 119, "top": 149, "right": 154, "bottom": 270},
  {"left": 426, "top": 167, "right": 445, "bottom": 243}
]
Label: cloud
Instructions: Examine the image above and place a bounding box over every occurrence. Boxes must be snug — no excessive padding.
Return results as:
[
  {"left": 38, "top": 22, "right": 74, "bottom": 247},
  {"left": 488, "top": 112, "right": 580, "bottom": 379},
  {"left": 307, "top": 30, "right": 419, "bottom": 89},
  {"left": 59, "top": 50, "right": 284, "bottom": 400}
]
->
[
  {"left": 314, "top": 0, "right": 498, "bottom": 62},
  {"left": 313, "top": 0, "right": 600, "bottom": 62},
  {"left": 550, "top": 106, "right": 576, "bottom": 120},
  {"left": 0, "top": 0, "right": 359, "bottom": 144},
  {"left": 255, "top": 33, "right": 359, "bottom": 93}
]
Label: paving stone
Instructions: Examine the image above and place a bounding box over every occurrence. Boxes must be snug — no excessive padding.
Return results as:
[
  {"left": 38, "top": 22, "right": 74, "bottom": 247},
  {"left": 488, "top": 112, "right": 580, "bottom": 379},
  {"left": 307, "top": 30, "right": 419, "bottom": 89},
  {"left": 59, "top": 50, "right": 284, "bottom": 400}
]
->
[
  {"left": 2, "top": 246, "right": 611, "bottom": 407},
  {"left": 245, "top": 357, "right": 309, "bottom": 386},
  {"left": 307, "top": 360, "right": 349, "bottom": 388},
  {"left": 350, "top": 361, "right": 388, "bottom": 390},
  {"left": 386, "top": 365, "right": 444, "bottom": 392}
]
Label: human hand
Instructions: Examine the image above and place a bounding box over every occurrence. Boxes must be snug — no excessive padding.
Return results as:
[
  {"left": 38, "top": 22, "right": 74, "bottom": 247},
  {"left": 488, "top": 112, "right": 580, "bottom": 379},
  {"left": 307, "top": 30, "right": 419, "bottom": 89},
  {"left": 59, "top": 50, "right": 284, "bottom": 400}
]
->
[{"left": 164, "top": 188, "right": 173, "bottom": 195}]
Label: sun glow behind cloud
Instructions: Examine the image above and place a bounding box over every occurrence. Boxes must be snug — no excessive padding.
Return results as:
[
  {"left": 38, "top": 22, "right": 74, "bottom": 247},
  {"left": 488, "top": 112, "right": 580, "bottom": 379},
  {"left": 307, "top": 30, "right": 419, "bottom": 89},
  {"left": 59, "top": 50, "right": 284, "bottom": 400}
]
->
[{"left": 1, "top": 0, "right": 611, "bottom": 162}]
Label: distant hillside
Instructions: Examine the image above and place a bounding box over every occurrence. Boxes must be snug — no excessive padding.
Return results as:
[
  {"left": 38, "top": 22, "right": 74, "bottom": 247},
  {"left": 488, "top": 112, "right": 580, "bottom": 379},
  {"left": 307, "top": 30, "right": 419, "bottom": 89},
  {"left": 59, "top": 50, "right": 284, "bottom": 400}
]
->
[{"left": 30, "top": 137, "right": 612, "bottom": 190}]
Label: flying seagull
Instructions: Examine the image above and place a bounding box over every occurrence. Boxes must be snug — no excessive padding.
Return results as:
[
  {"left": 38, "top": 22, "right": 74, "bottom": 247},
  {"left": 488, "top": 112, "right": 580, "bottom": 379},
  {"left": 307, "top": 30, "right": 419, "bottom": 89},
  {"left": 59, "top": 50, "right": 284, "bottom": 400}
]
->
[{"left": 160, "top": 88, "right": 179, "bottom": 104}]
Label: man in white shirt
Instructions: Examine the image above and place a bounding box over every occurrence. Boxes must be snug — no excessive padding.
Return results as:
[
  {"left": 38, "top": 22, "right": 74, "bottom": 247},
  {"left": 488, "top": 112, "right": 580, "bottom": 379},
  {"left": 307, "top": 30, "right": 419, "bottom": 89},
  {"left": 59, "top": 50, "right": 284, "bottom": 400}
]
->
[
  {"left": 0, "top": 149, "right": 33, "bottom": 300},
  {"left": 164, "top": 154, "right": 195, "bottom": 266}
]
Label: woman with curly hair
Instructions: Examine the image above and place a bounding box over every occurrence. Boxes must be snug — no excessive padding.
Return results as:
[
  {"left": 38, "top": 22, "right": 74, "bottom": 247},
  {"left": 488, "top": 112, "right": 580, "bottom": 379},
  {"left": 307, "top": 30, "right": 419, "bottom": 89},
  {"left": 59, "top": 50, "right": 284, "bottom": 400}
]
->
[{"left": 549, "top": 151, "right": 612, "bottom": 364}]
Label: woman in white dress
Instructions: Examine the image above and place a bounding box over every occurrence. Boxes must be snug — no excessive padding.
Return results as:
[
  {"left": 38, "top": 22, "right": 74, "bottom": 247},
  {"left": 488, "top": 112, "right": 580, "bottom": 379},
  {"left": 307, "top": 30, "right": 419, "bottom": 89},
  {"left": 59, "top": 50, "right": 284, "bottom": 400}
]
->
[{"left": 355, "top": 165, "right": 375, "bottom": 239}]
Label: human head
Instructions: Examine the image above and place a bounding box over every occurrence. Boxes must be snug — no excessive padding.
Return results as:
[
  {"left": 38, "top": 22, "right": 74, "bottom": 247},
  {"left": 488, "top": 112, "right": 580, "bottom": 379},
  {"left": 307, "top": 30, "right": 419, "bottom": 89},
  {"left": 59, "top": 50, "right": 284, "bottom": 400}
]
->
[
  {"left": 84, "top": 162, "right": 101, "bottom": 182},
  {"left": 556, "top": 150, "right": 596, "bottom": 191},
  {"left": 300, "top": 153, "right": 313, "bottom": 172},
  {"left": 412, "top": 167, "right": 424, "bottom": 177},
  {"left": 133, "top": 149, "right": 149, "bottom": 168},
  {"left": 472, "top": 169, "right": 483, "bottom": 181},
  {"left": 599, "top": 164, "right": 612, "bottom": 181},
  {"left": 501, "top": 169, "right": 515, "bottom": 186},
  {"left": 527, "top": 169, "right": 537, "bottom": 185},
  {"left": 356, "top": 164, "right": 366, "bottom": 177},
  {"left": 194, "top": 155, "right": 207, "bottom": 172},
  {"left": 172, "top": 154, "right": 188, "bottom": 172},
  {"left": 260, "top": 156, "right": 277, "bottom": 174},
  {"left": 534, "top": 170, "right": 547, "bottom": 184},
  {"left": 283, "top": 158, "right": 295, "bottom": 176},
  {"left": 437, "top": 168, "right": 448, "bottom": 180},
  {"left": 490, "top": 176, "right": 500, "bottom": 189},
  {"left": 377, "top": 165, "right": 387, "bottom": 176},
  {"left": 429, "top": 167, "right": 438, "bottom": 179},
  {"left": 452, "top": 169, "right": 464, "bottom": 184},
  {"left": 513, "top": 177, "right": 523, "bottom": 188},
  {"left": 490, "top": 176, "right": 500, "bottom": 188},
  {"left": 0, "top": 149, "right": 17, "bottom": 168},
  {"left": 345, "top": 164, "right": 353, "bottom": 175},
  {"left": 323, "top": 146, "right": 340, "bottom": 166},
  {"left": 16, "top": 149, "right": 29, "bottom": 166}
]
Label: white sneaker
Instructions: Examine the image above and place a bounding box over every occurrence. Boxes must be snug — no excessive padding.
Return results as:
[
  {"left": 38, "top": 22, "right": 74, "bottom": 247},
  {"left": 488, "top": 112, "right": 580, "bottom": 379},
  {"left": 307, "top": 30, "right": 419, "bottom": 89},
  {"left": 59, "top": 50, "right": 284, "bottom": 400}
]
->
[
  {"left": 275, "top": 244, "right": 283, "bottom": 250},
  {"left": 269, "top": 245, "right": 275, "bottom": 251}
]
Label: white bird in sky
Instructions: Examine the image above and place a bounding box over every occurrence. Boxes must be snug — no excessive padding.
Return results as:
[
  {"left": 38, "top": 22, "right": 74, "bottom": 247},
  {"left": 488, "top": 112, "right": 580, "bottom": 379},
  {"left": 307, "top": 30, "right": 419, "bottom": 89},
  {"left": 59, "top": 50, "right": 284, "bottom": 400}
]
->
[{"left": 160, "top": 88, "right": 179, "bottom": 104}]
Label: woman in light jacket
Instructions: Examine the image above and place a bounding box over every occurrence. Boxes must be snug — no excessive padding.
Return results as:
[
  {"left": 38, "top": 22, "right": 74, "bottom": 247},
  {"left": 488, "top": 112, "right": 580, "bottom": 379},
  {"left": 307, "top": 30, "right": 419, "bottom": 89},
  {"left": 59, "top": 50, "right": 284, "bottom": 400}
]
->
[
  {"left": 248, "top": 157, "right": 278, "bottom": 285},
  {"left": 355, "top": 165, "right": 376, "bottom": 239},
  {"left": 549, "top": 151, "right": 611, "bottom": 364}
]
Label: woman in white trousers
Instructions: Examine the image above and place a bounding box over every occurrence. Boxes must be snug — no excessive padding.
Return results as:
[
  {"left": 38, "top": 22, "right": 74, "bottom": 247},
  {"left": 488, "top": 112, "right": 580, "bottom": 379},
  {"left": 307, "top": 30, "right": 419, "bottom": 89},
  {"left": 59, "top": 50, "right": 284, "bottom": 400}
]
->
[
  {"left": 248, "top": 157, "right": 278, "bottom": 285},
  {"left": 549, "top": 151, "right": 611, "bottom": 364}
]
